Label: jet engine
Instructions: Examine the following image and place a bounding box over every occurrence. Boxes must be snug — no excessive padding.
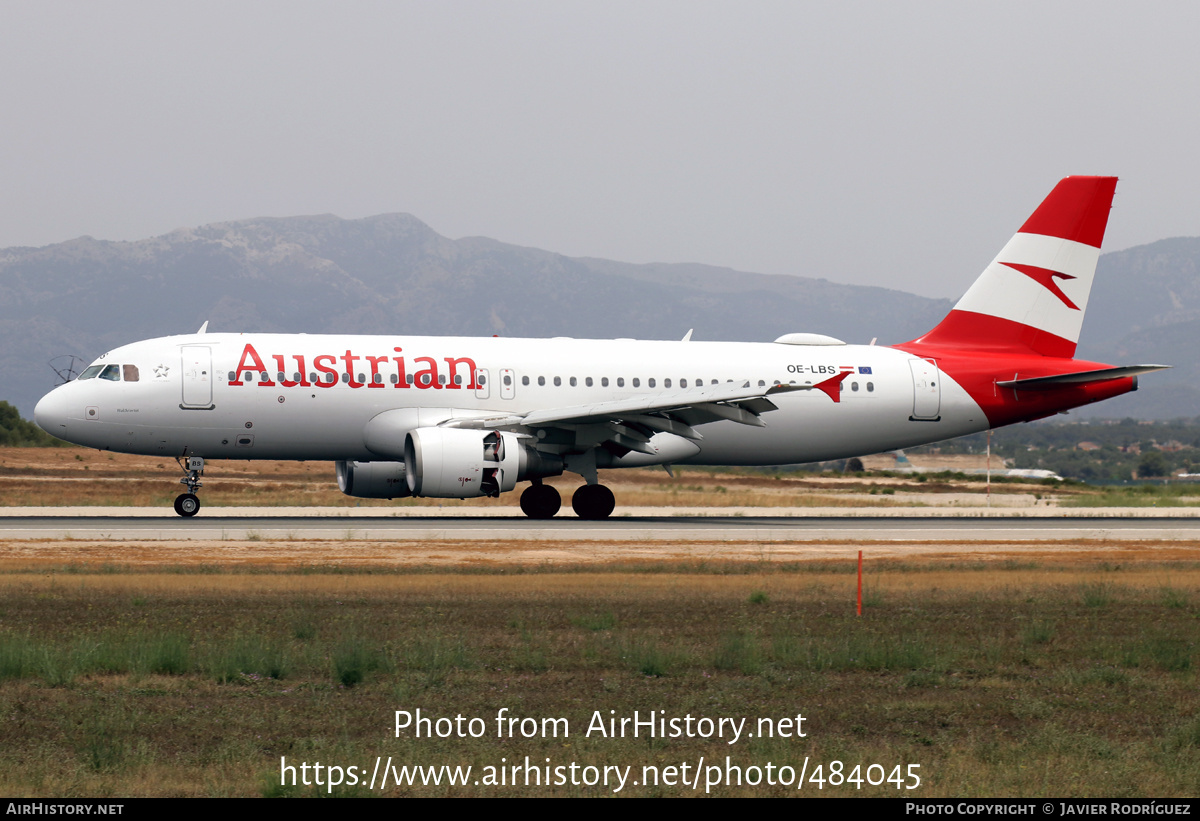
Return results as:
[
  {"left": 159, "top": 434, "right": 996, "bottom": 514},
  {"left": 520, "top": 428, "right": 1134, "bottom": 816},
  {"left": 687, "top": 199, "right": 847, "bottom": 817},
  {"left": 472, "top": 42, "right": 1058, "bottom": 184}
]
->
[
  {"left": 335, "top": 460, "right": 412, "bottom": 499},
  {"left": 404, "top": 428, "right": 562, "bottom": 498}
]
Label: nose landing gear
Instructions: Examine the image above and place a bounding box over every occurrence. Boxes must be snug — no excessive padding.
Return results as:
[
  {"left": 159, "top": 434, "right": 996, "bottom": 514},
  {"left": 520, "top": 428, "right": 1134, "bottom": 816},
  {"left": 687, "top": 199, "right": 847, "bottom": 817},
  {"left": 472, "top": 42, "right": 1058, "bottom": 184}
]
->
[{"left": 174, "top": 456, "right": 204, "bottom": 517}]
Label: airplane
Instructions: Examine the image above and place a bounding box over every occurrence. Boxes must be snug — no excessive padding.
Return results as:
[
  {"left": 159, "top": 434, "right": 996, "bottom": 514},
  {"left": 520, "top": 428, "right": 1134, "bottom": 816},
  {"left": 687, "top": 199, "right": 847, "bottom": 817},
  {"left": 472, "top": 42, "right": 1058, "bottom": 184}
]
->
[{"left": 33, "top": 176, "right": 1168, "bottom": 519}]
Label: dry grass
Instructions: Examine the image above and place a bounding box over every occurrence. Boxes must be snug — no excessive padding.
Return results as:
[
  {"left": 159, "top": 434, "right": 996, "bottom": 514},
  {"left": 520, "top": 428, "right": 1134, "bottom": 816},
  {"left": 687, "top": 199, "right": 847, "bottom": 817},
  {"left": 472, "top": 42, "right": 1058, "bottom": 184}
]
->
[{"left": 0, "top": 559, "right": 1198, "bottom": 797}]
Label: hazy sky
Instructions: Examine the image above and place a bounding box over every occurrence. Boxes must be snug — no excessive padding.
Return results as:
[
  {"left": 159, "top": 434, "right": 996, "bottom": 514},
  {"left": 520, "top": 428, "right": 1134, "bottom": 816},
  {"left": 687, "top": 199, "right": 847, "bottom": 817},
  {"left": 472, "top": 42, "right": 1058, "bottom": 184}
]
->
[{"left": 3, "top": 1, "right": 1199, "bottom": 298}]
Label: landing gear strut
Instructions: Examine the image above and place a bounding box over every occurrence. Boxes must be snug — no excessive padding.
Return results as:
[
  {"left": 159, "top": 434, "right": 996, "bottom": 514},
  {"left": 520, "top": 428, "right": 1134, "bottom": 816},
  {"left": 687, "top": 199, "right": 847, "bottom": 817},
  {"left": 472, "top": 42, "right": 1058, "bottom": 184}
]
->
[
  {"left": 174, "top": 456, "right": 204, "bottom": 518},
  {"left": 571, "top": 484, "right": 615, "bottom": 520},
  {"left": 520, "top": 481, "right": 561, "bottom": 519}
]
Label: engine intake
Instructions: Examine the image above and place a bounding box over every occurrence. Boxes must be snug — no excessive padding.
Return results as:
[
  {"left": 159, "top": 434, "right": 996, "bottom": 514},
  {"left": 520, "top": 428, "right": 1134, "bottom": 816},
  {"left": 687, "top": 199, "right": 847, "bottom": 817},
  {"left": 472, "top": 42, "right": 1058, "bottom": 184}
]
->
[{"left": 404, "top": 428, "right": 561, "bottom": 498}]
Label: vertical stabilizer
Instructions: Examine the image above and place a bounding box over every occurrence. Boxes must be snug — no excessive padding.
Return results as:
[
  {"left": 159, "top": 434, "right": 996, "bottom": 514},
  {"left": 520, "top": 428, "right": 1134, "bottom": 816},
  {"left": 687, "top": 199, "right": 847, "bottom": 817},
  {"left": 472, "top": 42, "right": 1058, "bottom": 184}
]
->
[{"left": 907, "top": 176, "right": 1117, "bottom": 358}]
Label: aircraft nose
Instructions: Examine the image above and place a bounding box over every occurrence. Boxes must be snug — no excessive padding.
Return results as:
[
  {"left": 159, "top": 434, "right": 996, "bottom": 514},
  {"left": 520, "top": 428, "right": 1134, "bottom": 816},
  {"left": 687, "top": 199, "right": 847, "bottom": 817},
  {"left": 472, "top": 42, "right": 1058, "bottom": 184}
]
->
[{"left": 33, "top": 387, "right": 71, "bottom": 437}]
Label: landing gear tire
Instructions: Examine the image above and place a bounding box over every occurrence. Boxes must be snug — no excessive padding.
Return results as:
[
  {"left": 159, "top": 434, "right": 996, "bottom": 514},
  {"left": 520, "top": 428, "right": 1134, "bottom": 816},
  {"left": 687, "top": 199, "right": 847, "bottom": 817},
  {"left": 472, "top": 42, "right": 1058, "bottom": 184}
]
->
[
  {"left": 520, "top": 484, "right": 562, "bottom": 519},
  {"left": 571, "top": 484, "right": 615, "bottom": 520},
  {"left": 174, "top": 493, "right": 201, "bottom": 518},
  {"left": 174, "top": 456, "right": 204, "bottom": 517}
]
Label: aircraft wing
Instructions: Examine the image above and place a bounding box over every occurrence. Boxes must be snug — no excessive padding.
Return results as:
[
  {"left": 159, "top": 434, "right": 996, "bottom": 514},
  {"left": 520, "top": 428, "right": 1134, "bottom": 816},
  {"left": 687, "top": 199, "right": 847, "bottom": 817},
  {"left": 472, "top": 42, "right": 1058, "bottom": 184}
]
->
[{"left": 443, "top": 372, "right": 849, "bottom": 454}]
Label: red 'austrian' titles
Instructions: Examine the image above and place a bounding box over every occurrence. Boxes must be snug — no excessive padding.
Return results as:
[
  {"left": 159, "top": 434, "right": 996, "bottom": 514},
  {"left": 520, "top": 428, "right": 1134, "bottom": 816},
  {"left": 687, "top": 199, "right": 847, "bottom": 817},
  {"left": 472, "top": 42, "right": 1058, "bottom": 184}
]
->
[{"left": 228, "top": 343, "right": 481, "bottom": 390}]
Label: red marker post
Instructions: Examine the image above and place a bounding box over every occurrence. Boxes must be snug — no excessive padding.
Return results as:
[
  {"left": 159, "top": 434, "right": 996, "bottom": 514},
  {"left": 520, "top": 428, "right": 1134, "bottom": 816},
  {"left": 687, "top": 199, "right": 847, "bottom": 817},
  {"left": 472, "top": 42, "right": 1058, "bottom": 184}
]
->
[{"left": 857, "top": 549, "right": 863, "bottom": 616}]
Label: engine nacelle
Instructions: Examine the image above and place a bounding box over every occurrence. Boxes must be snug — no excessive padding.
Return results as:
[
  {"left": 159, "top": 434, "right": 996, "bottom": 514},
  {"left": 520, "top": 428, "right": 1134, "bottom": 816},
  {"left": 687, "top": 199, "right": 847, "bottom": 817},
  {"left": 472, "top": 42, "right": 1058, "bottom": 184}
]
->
[
  {"left": 335, "top": 460, "right": 412, "bottom": 499},
  {"left": 404, "top": 428, "right": 525, "bottom": 498}
]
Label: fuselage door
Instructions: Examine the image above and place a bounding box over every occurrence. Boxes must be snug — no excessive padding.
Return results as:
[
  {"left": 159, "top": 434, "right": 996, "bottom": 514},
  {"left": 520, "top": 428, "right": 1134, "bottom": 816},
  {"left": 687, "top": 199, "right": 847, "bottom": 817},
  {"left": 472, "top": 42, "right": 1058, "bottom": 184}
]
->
[
  {"left": 908, "top": 358, "right": 941, "bottom": 421},
  {"left": 181, "top": 346, "right": 214, "bottom": 409},
  {"left": 474, "top": 368, "right": 490, "bottom": 400},
  {"left": 500, "top": 368, "right": 515, "bottom": 400}
]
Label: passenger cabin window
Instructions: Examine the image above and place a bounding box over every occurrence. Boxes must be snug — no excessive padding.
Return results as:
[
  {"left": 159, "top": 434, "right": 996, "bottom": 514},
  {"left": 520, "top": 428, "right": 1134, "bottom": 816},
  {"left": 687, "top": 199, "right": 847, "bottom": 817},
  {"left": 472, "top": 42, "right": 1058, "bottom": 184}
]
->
[
  {"left": 522, "top": 376, "right": 530, "bottom": 386},
  {"left": 632, "top": 378, "right": 640, "bottom": 387},
  {"left": 648, "top": 378, "right": 656, "bottom": 388},
  {"left": 538, "top": 376, "right": 545, "bottom": 386},
  {"left": 616, "top": 378, "right": 624, "bottom": 387},
  {"left": 569, "top": 377, "right": 577, "bottom": 387},
  {"left": 123, "top": 365, "right": 139, "bottom": 382},
  {"left": 867, "top": 382, "right": 875, "bottom": 392},
  {"left": 664, "top": 378, "right": 671, "bottom": 388},
  {"left": 554, "top": 377, "right": 561, "bottom": 387},
  {"left": 601, "top": 377, "right": 609, "bottom": 387},
  {"left": 585, "top": 377, "right": 593, "bottom": 387}
]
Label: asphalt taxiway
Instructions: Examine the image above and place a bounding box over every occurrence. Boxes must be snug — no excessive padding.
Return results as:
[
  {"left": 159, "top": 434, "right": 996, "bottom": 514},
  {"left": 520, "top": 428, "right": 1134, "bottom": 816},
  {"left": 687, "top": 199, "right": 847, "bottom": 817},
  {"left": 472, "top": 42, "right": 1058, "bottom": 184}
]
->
[{"left": 3, "top": 507, "right": 1200, "bottom": 542}]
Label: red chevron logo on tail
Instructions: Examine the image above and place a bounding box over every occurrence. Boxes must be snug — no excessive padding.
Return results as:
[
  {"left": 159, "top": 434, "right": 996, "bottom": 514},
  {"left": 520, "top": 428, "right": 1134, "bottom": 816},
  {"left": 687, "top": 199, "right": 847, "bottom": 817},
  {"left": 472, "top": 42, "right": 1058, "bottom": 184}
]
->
[{"left": 999, "top": 262, "right": 1080, "bottom": 310}]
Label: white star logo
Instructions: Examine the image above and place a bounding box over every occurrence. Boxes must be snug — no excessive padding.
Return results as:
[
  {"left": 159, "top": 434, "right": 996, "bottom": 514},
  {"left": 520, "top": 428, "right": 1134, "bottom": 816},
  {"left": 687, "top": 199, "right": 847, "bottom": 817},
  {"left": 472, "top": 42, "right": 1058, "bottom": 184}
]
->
[{"left": 154, "top": 364, "right": 170, "bottom": 379}]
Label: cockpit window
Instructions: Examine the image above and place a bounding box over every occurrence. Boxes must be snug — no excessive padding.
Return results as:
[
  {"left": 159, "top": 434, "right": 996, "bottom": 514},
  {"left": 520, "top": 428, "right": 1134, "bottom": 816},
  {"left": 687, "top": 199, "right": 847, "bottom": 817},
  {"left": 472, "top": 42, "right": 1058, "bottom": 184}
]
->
[
  {"left": 123, "top": 364, "right": 139, "bottom": 382},
  {"left": 79, "top": 365, "right": 104, "bottom": 380},
  {"left": 99, "top": 364, "right": 121, "bottom": 381}
]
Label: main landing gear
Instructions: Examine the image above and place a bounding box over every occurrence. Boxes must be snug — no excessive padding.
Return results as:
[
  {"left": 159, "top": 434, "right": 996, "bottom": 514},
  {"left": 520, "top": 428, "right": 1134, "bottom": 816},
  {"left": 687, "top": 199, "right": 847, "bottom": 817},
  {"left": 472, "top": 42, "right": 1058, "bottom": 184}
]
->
[
  {"left": 518, "top": 481, "right": 616, "bottom": 520},
  {"left": 174, "top": 456, "right": 204, "bottom": 518},
  {"left": 571, "top": 484, "right": 615, "bottom": 520},
  {"left": 519, "top": 481, "right": 561, "bottom": 519}
]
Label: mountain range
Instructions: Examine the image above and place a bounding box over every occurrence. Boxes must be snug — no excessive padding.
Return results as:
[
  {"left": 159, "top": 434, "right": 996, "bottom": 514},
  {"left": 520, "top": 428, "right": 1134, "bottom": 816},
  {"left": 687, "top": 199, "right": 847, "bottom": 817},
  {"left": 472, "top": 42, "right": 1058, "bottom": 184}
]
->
[{"left": 1, "top": 214, "right": 1196, "bottom": 421}]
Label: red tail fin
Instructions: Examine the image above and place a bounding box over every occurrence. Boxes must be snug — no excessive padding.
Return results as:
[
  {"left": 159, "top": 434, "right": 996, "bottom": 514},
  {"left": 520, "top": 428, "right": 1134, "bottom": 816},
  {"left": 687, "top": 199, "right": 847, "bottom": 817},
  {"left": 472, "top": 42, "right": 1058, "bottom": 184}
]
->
[{"left": 907, "top": 176, "right": 1117, "bottom": 358}]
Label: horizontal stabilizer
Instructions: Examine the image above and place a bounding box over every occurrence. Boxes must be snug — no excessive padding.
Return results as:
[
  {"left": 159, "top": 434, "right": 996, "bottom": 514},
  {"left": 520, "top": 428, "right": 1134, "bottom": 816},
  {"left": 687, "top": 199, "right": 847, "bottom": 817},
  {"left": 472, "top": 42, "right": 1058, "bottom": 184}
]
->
[{"left": 996, "top": 365, "right": 1170, "bottom": 390}]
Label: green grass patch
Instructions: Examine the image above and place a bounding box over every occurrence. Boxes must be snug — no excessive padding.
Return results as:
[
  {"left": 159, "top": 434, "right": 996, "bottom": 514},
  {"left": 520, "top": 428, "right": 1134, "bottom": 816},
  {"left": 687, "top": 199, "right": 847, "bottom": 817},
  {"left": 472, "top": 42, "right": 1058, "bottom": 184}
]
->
[{"left": 0, "top": 569, "right": 1198, "bottom": 796}]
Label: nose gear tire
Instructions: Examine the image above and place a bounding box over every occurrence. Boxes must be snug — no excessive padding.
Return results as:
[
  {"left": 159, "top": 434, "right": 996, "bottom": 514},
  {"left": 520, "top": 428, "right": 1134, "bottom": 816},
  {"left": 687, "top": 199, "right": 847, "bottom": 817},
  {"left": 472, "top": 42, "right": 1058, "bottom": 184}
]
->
[{"left": 174, "top": 493, "right": 201, "bottom": 517}]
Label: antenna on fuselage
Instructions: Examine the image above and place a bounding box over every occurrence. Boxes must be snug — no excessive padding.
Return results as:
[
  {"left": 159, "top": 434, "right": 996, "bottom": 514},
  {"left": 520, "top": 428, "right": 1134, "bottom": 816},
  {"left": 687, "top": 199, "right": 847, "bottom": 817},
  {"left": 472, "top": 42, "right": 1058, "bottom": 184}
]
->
[
  {"left": 197, "top": 321, "right": 209, "bottom": 334},
  {"left": 49, "top": 355, "right": 84, "bottom": 385}
]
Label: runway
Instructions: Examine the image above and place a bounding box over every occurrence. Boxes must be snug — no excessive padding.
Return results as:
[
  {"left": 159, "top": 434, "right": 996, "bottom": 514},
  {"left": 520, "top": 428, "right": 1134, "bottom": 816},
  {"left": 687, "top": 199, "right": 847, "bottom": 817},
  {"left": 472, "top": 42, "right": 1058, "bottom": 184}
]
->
[{"left": 4, "top": 508, "right": 1200, "bottom": 542}]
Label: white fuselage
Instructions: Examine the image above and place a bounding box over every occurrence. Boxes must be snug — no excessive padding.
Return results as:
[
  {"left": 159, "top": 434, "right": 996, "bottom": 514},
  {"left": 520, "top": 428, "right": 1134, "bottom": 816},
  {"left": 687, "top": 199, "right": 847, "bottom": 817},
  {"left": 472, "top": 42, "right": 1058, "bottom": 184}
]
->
[{"left": 35, "top": 332, "right": 988, "bottom": 466}]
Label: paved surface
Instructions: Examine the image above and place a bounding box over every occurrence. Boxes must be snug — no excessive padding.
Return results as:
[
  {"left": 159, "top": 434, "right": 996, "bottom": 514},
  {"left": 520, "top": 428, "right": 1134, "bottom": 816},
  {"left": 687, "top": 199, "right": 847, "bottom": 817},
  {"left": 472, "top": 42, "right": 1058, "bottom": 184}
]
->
[{"left": 3, "top": 507, "right": 1200, "bottom": 542}]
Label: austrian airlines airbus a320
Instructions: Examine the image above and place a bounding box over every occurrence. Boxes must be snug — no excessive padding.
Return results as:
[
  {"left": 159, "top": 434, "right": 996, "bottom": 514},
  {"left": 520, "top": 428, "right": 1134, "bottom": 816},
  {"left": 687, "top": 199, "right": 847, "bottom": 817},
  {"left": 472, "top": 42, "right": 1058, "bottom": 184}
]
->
[{"left": 34, "top": 177, "right": 1167, "bottom": 519}]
